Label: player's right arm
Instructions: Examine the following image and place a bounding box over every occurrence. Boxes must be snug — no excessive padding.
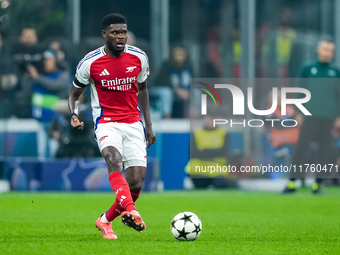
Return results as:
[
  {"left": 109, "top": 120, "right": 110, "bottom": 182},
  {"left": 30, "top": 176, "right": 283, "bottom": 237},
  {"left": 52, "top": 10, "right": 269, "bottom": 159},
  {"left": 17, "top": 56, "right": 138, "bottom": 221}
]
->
[
  {"left": 68, "top": 53, "right": 92, "bottom": 130},
  {"left": 68, "top": 84, "right": 85, "bottom": 129}
]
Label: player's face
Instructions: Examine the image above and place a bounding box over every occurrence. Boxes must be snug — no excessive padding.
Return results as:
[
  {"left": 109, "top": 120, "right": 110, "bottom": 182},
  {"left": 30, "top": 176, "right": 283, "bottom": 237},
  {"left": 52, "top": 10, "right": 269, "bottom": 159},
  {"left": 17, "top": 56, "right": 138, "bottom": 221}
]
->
[
  {"left": 317, "top": 41, "right": 335, "bottom": 63},
  {"left": 102, "top": 24, "right": 127, "bottom": 54}
]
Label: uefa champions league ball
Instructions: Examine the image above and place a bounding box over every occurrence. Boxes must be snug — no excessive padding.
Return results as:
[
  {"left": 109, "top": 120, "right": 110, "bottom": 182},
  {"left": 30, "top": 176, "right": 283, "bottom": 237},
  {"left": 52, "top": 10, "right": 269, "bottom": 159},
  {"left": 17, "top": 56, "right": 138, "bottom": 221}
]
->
[{"left": 170, "top": 211, "right": 202, "bottom": 241}]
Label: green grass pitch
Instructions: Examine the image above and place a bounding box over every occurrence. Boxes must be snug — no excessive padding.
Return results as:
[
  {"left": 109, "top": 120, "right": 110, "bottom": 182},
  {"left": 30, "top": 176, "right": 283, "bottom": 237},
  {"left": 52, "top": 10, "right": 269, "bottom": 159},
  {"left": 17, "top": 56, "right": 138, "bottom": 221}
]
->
[{"left": 0, "top": 188, "right": 339, "bottom": 254}]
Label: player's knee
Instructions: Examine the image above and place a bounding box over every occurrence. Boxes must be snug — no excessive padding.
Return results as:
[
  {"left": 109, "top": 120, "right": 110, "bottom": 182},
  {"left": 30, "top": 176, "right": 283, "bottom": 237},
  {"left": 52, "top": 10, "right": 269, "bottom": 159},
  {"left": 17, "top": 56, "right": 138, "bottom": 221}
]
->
[{"left": 103, "top": 152, "right": 123, "bottom": 173}]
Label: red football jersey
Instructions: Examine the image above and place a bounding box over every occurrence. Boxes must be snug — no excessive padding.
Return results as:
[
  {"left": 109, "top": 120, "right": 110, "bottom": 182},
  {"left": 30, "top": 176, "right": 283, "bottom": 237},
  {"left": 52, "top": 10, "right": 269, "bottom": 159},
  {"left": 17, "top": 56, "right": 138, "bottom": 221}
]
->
[{"left": 73, "top": 45, "right": 149, "bottom": 126}]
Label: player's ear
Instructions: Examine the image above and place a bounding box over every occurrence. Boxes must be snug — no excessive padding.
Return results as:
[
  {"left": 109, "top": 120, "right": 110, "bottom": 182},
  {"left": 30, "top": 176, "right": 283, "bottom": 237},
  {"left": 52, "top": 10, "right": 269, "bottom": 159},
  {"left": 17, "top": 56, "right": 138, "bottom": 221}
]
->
[{"left": 102, "top": 30, "right": 106, "bottom": 37}]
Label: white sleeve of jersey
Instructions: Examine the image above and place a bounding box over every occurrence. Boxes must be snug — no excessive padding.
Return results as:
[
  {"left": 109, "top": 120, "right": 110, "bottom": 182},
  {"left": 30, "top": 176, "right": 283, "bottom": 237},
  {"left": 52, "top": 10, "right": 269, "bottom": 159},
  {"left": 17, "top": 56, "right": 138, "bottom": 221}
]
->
[
  {"left": 137, "top": 54, "right": 150, "bottom": 83},
  {"left": 74, "top": 58, "right": 91, "bottom": 86}
]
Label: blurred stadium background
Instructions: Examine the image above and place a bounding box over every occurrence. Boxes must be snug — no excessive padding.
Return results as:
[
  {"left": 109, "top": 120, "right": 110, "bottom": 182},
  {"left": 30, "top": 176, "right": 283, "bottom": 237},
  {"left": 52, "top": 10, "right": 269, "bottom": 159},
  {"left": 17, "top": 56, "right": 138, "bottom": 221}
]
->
[{"left": 0, "top": 0, "right": 340, "bottom": 192}]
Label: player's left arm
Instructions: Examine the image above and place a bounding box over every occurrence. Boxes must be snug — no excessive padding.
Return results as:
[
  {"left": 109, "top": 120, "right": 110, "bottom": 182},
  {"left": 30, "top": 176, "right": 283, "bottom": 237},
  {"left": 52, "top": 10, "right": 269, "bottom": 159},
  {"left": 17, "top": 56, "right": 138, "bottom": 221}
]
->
[{"left": 138, "top": 81, "right": 156, "bottom": 149}]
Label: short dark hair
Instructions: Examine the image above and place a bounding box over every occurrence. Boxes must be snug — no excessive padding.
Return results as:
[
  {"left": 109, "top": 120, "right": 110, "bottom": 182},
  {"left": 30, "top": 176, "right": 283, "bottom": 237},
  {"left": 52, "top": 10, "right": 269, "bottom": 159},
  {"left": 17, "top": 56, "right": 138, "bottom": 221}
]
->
[
  {"left": 318, "top": 35, "right": 334, "bottom": 46},
  {"left": 102, "top": 13, "right": 127, "bottom": 30}
]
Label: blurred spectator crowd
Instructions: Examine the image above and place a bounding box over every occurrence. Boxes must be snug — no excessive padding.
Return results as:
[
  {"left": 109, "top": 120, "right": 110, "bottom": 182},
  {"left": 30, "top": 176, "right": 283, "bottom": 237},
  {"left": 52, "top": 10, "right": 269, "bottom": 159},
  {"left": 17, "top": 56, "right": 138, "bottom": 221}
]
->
[{"left": 0, "top": 28, "right": 99, "bottom": 158}]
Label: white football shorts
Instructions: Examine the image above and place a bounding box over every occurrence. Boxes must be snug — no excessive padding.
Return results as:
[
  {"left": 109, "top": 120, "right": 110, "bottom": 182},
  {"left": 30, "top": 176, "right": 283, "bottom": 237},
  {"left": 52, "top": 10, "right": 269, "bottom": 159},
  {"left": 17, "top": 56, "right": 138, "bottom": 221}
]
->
[{"left": 95, "top": 121, "right": 147, "bottom": 168}]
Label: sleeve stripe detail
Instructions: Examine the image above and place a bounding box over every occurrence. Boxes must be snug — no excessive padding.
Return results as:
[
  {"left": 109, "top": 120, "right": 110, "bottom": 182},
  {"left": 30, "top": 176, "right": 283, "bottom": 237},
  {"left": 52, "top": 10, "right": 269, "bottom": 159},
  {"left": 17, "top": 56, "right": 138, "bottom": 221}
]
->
[
  {"left": 77, "top": 50, "right": 102, "bottom": 69},
  {"left": 126, "top": 46, "right": 147, "bottom": 58}
]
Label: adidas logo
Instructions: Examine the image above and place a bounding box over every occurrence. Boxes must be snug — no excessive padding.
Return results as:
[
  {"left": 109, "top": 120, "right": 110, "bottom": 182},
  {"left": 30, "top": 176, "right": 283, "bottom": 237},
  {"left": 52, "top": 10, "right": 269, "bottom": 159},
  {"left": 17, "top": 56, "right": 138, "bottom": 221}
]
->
[
  {"left": 99, "top": 69, "right": 110, "bottom": 76},
  {"left": 119, "top": 195, "right": 127, "bottom": 207}
]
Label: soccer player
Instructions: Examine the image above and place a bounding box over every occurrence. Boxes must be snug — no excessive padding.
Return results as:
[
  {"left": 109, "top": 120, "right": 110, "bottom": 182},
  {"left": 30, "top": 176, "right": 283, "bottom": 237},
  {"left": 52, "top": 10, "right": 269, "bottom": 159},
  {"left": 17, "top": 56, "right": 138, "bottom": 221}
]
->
[{"left": 68, "top": 13, "right": 156, "bottom": 239}]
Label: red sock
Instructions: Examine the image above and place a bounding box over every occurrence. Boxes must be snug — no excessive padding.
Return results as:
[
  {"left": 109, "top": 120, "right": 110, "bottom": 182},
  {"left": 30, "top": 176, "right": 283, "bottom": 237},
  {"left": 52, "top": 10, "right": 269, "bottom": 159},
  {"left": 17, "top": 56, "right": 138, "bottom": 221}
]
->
[
  {"left": 109, "top": 172, "right": 136, "bottom": 212},
  {"left": 106, "top": 191, "right": 141, "bottom": 222},
  {"left": 105, "top": 199, "right": 123, "bottom": 222}
]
